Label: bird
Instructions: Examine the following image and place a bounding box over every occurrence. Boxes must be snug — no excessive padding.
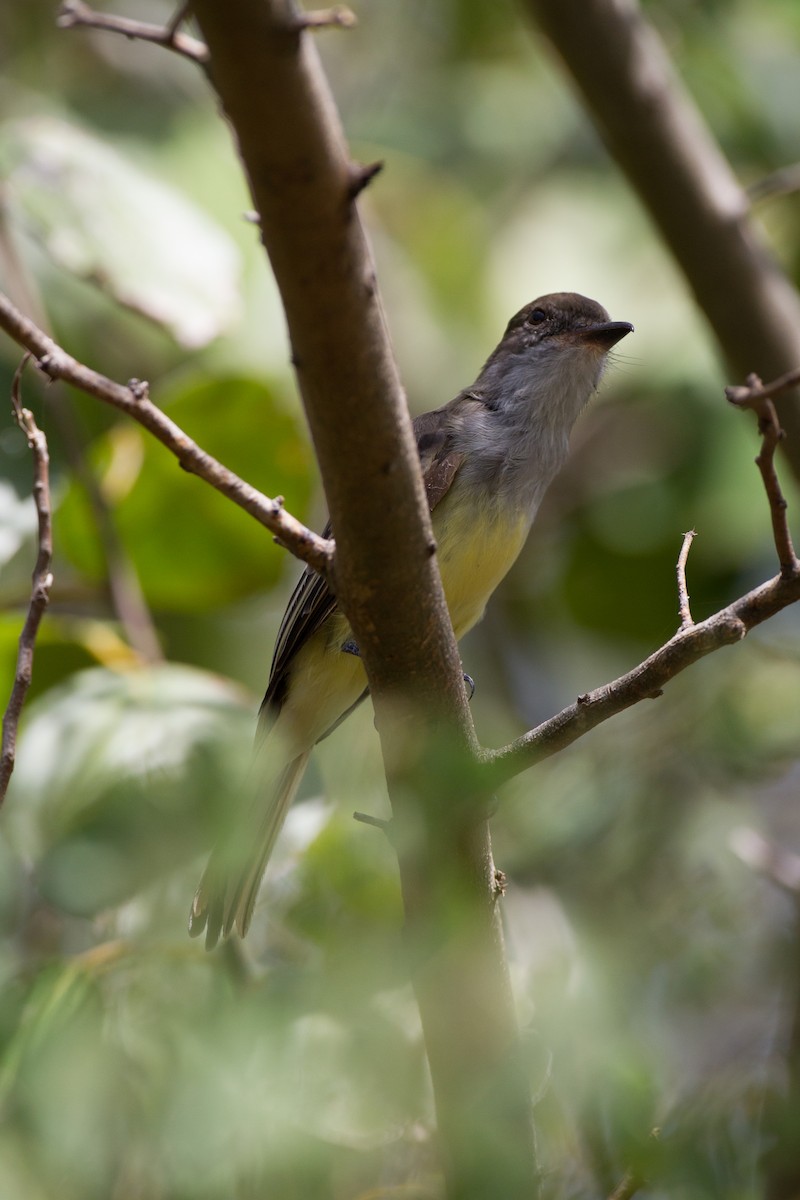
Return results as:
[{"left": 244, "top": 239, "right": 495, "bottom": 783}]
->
[{"left": 189, "top": 292, "right": 633, "bottom": 947}]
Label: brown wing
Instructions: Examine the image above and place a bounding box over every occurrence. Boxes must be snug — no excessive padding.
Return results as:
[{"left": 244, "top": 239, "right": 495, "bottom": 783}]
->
[
  {"left": 414, "top": 405, "right": 465, "bottom": 511},
  {"left": 259, "top": 404, "right": 465, "bottom": 726}
]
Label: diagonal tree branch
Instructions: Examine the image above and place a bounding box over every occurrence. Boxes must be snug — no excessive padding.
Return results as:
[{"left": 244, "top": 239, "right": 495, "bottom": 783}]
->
[
  {"left": 1, "top": 358, "right": 54, "bottom": 805},
  {"left": 482, "top": 379, "right": 800, "bottom": 791},
  {"left": 482, "top": 569, "right": 799, "bottom": 791},
  {"left": 57, "top": 0, "right": 208, "bottom": 63},
  {"left": 0, "top": 291, "right": 333, "bottom": 578}
]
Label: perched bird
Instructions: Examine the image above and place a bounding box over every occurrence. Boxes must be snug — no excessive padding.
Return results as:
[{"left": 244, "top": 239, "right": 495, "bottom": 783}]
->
[{"left": 190, "top": 292, "right": 632, "bottom": 947}]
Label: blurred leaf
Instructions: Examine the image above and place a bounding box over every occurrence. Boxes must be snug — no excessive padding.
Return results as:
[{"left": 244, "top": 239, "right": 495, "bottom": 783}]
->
[
  {"left": 2, "top": 116, "right": 242, "bottom": 348},
  {"left": 5, "top": 664, "right": 253, "bottom": 914},
  {"left": 55, "top": 374, "right": 313, "bottom": 611}
]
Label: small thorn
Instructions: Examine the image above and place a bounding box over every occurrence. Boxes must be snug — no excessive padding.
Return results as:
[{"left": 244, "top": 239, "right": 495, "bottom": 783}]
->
[
  {"left": 347, "top": 160, "right": 384, "bottom": 201},
  {"left": 463, "top": 673, "right": 475, "bottom": 701}
]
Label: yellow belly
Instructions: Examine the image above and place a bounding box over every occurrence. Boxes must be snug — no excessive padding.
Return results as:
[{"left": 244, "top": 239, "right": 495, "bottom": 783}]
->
[
  {"left": 433, "top": 494, "right": 530, "bottom": 639},
  {"left": 274, "top": 495, "right": 529, "bottom": 750}
]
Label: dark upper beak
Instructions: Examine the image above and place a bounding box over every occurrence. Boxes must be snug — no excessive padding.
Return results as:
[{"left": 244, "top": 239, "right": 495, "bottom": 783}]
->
[{"left": 579, "top": 320, "right": 634, "bottom": 349}]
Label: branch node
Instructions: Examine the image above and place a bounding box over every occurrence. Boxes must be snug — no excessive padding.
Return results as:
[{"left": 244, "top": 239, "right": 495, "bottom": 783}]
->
[
  {"left": 37, "top": 352, "right": 57, "bottom": 380},
  {"left": 576, "top": 692, "right": 591, "bottom": 706},
  {"left": 127, "top": 377, "right": 150, "bottom": 401},
  {"left": 57, "top": 0, "right": 209, "bottom": 64},
  {"left": 347, "top": 160, "right": 384, "bottom": 201}
]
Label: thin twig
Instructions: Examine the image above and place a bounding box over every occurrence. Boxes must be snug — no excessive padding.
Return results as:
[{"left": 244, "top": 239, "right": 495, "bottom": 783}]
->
[
  {"left": 676, "top": 529, "right": 696, "bottom": 630},
  {"left": 0, "top": 291, "right": 334, "bottom": 579},
  {"left": 726, "top": 366, "right": 800, "bottom": 406},
  {"left": 165, "top": 2, "right": 192, "bottom": 40},
  {"left": 294, "top": 5, "right": 357, "bottom": 30},
  {"left": 57, "top": 0, "right": 209, "bottom": 64},
  {"left": 0, "top": 212, "right": 162, "bottom": 663},
  {"left": 726, "top": 372, "right": 800, "bottom": 577},
  {"left": 353, "top": 810, "right": 390, "bottom": 831},
  {"left": 486, "top": 369, "right": 800, "bottom": 788},
  {"left": 1, "top": 358, "right": 54, "bottom": 805}
]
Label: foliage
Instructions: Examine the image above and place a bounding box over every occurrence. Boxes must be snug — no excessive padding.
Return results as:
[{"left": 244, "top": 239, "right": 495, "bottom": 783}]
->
[{"left": 1, "top": 1, "right": 800, "bottom": 1196}]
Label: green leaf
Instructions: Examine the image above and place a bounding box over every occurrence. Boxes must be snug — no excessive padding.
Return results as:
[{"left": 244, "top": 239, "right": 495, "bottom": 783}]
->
[
  {"left": 6, "top": 664, "right": 253, "bottom": 914},
  {"left": 55, "top": 374, "right": 313, "bottom": 611},
  {"left": 2, "top": 116, "right": 242, "bottom": 348}
]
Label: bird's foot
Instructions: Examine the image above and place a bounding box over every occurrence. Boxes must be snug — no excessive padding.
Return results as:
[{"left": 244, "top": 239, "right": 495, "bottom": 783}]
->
[{"left": 341, "top": 640, "right": 361, "bottom": 657}]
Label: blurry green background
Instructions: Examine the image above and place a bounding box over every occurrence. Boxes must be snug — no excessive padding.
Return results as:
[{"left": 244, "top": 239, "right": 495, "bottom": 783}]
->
[{"left": 2, "top": 1, "right": 800, "bottom": 1197}]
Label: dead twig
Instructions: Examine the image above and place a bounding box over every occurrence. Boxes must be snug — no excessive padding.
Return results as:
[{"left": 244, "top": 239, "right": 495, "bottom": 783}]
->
[
  {"left": 676, "top": 529, "right": 697, "bottom": 630},
  {"left": 726, "top": 372, "right": 800, "bottom": 578},
  {"left": 57, "top": 0, "right": 209, "bottom": 64},
  {"left": 1, "top": 357, "right": 54, "bottom": 805},
  {"left": 0, "top": 291, "right": 334, "bottom": 580}
]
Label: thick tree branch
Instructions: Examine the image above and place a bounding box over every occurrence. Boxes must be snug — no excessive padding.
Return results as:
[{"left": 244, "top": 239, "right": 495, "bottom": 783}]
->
[
  {"left": 525, "top": 0, "right": 800, "bottom": 478},
  {"left": 1, "top": 358, "right": 54, "bottom": 805},
  {"left": 0, "top": 291, "right": 333, "bottom": 578},
  {"left": 186, "top": 3, "right": 537, "bottom": 1195},
  {"left": 188, "top": 0, "right": 467, "bottom": 710}
]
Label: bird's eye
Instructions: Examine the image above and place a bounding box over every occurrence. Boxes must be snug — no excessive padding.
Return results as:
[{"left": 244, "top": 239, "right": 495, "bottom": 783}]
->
[{"left": 527, "top": 308, "right": 547, "bottom": 325}]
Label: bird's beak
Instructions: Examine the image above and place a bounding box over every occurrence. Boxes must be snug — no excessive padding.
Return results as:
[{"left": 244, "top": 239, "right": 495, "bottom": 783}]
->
[{"left": 578, "top": 320, "right": 634, "bottom": 349}]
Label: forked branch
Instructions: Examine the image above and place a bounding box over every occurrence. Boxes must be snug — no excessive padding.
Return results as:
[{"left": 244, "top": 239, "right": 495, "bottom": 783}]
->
[
  {"left": 484, "top": 372, "right": 800, "bottom": 790},
  {"left": 57, "top": 0, "right": 208, "bottom": 63},
  {"left": 0, "top": 291, "right": 334, "bottom": 579}
]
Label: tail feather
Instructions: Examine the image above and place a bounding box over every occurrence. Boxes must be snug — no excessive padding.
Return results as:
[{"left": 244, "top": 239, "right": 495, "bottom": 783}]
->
[{"left": 189, "top": 751, "right": 311, "bottom": 950}]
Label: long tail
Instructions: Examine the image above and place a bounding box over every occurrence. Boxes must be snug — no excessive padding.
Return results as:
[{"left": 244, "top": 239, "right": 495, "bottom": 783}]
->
[{"left": 188, "top": 750, "right": 311, "bottom": 950}]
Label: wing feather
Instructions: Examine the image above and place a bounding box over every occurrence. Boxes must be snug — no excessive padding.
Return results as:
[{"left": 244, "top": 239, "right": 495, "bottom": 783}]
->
[{"left": 260, "top": 404, "right": 466, "bottom": 726}]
